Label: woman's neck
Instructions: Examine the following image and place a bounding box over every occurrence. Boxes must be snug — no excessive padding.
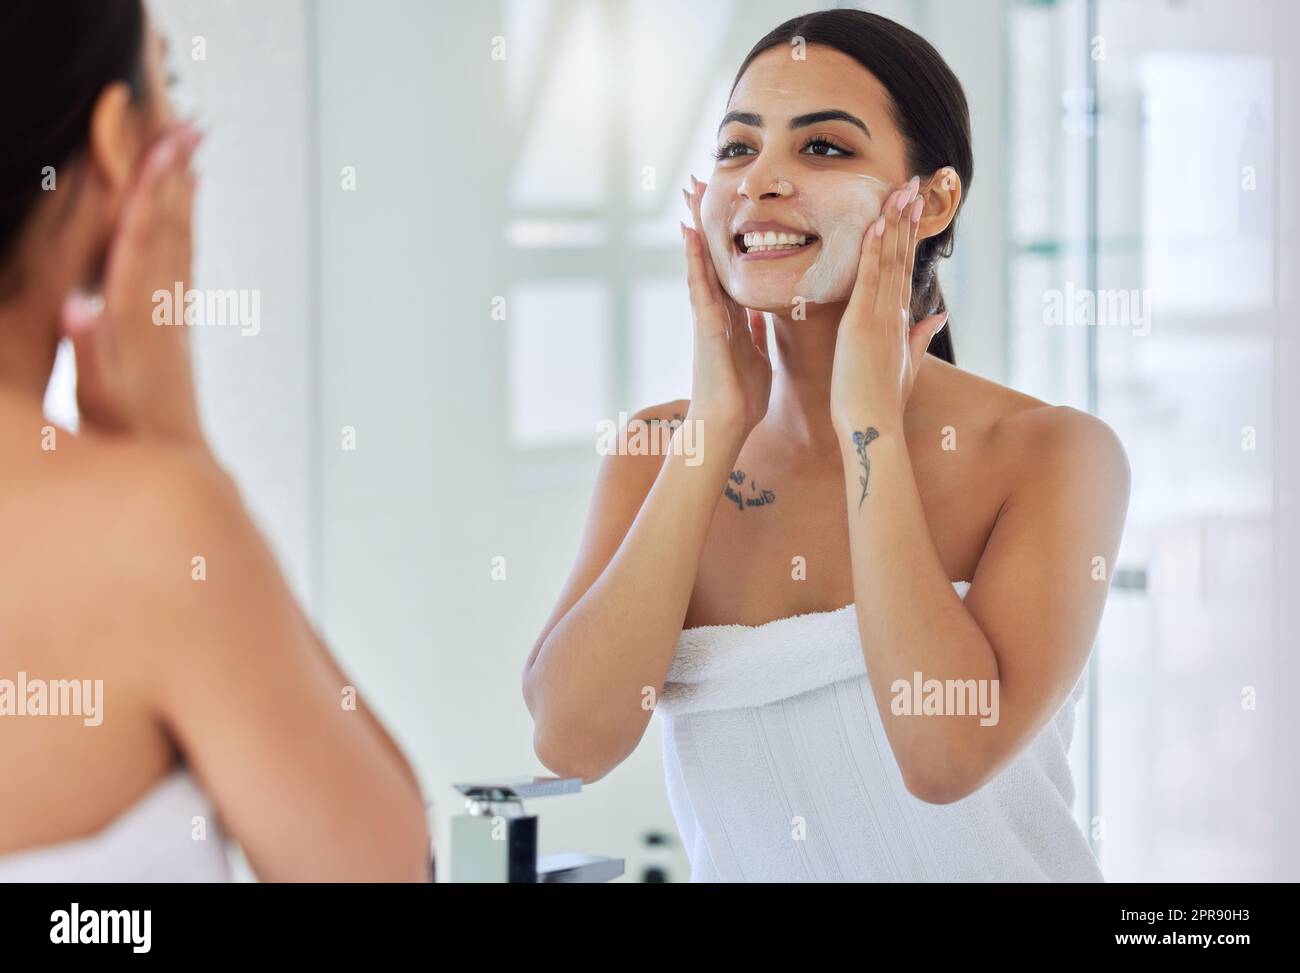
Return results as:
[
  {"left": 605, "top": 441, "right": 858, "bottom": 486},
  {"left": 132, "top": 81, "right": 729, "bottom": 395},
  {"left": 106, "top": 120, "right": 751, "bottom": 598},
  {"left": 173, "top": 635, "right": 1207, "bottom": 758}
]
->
[
  {"left": 0, "top": 287, "right": 63, "bottom": 404},
  {"left": 0, "top": 206, "right": 105, "bottom": 404},
  {"left": 762, "top": 303, "right": 936, "bottom": 455}
]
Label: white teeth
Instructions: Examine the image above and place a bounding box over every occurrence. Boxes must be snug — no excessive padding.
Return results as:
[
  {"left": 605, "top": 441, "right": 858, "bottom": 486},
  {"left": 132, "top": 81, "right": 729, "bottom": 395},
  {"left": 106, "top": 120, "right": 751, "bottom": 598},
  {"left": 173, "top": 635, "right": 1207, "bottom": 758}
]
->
[{"left": 741, "top": 230, "right": 810, "bottom": 252}]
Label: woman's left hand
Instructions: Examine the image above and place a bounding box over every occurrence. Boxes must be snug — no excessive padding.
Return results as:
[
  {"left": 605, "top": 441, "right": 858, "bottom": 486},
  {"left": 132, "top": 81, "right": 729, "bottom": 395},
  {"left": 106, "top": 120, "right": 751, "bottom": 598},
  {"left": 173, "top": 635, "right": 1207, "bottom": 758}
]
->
[
  {"left": 61, "top": 120, "right": 206, "bottom": 448},
  {"left": 829, "top": 176, "right": 949, "bottom": 433}
]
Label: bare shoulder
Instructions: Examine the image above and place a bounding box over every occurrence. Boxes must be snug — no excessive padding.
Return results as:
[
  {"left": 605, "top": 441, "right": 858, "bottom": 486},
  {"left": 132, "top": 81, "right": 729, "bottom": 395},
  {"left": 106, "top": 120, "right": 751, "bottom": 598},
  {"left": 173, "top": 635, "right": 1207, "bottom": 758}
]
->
[
  {"left": 3, "top": 434, "right": 261, "bottom": 667},
  {"left": 921, "top": 358, "right": 1130, "bottom": 512},
  {"left": 927, "top": 359, "right": 1126, "bottom": 472},
  {"left": 578, "top": 397, "right": 694, "bottom": 565},
  {"left": 967, "top": 383, "right": 1131, "bottom": 510},
  {"left": 30, "top": 436, "right": 246, "bottom": 562},
  {"left": 592, "top": 398, "right": 692, "bottom": 500},
  {"left": 997, "top": 402, "right": 1130, "bottom": 490}
]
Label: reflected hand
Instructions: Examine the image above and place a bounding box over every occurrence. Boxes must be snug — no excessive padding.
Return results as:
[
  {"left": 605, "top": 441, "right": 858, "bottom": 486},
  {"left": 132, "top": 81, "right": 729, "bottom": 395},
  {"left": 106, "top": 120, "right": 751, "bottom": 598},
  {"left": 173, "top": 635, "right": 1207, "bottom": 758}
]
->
[
  {"left": 830, "top": 176, "right": 949, "bottom": 433},
  {"left": 681, "top": 175, "right": 772, "bottom": 440}
]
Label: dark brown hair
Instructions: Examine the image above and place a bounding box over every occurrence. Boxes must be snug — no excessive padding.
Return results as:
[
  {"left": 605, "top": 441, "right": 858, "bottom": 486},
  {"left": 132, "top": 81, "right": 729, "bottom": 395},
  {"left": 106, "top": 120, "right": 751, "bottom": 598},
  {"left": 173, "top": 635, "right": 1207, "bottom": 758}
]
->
[
  {"left": 0, "top": 0, "right": 148, "bottom": 294},
  {"left": 734, "top": 9, "right": 973, "bottom": 364}
]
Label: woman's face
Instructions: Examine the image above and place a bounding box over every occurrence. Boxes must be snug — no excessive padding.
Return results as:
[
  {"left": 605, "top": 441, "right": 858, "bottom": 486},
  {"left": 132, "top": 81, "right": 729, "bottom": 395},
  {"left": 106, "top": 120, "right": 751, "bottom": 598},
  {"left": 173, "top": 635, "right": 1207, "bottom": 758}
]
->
[{"left": 702, "top": 44, "right": 912, "bottom": 312}]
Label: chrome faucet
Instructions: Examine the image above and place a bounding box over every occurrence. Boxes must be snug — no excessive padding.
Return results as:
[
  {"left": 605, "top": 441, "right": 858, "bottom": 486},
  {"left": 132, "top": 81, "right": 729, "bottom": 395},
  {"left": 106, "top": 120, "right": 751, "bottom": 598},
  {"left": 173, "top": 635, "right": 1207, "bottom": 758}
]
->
[{"left": 449, "top": 777, "right": 625, "bottom": 883}]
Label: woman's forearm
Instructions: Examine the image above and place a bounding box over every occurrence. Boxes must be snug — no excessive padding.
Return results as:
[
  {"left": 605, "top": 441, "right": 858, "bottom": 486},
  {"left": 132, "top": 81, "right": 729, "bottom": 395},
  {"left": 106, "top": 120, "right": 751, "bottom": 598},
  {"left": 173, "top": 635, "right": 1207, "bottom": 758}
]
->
[
  {"left": 528, "top": 414, "right": 745, "bottom": 780},
  {"left": 837, "top": 418, "right": 1001, "bottom": 800}
]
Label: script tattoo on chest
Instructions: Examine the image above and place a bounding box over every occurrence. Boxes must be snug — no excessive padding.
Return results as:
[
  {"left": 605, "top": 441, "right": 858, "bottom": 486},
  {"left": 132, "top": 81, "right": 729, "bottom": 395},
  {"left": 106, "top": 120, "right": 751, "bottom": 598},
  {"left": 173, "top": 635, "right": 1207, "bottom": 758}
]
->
[{"left": 724, "top": 469, "right": 777, "bottom": 513}]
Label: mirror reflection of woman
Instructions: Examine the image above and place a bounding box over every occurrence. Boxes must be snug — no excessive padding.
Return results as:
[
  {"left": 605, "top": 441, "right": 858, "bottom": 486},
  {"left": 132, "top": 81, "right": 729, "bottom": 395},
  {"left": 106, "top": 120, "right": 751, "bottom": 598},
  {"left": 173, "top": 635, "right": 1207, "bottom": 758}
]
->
[
  {"left": 525, "top": 9, "right": 1129, "bottom": 882},
  {"left": 0, "top": 1, "right": 429, "bottom": 881}
]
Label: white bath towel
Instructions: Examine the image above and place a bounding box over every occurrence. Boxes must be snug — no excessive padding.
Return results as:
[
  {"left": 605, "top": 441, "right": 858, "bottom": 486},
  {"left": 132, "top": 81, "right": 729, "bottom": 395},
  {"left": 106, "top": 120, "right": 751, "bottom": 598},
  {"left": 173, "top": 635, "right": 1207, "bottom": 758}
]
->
[
  {"left": 654, "top": 581, "right": 1102, "bottom": 882},
  {"left": 0, "top": 768, "right": 232, "bottom": 882}
]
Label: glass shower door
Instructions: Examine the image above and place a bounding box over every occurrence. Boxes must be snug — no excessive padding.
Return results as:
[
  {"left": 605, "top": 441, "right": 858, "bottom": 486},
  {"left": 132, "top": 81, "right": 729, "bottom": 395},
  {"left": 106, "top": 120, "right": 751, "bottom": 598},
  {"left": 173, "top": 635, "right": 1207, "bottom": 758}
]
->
[
  {"left": 1009, "top": 0, "right": 1283, "bottom": 880},
  {"left": 1089, "top": 0, "right": 1281, "bottom": 881}
]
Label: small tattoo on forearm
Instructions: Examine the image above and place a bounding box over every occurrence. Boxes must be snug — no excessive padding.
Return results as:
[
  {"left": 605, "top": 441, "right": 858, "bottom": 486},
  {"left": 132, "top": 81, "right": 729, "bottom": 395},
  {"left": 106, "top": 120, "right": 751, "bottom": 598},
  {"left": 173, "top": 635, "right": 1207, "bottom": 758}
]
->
[
  {"left": 852, "top": 428, "right": 880, "bottom": 510},
  {"left": 724, "top": 469, "right": 776, "bottom": 512}
]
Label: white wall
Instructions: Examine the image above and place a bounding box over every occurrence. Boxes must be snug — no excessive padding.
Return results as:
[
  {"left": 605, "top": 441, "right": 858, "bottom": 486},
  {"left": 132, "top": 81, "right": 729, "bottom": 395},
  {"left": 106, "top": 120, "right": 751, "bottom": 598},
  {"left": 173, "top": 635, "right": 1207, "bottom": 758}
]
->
[
  {"left": 151, "top": 0, "right": 316, "bottom": 610},
  {"left": 1273, "top": 0, "right": 1300, "bottom": 881},
  {"left": 311, "top": 0, "right": 667, "bottom": 879}
]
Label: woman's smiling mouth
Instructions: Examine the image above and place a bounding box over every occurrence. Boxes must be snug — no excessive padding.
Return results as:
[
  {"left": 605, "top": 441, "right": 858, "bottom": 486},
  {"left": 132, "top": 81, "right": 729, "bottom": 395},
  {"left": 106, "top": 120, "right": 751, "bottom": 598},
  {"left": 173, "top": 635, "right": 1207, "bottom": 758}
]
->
[{"left": 733, "top": 222, "right": 820, "bottom": 259}]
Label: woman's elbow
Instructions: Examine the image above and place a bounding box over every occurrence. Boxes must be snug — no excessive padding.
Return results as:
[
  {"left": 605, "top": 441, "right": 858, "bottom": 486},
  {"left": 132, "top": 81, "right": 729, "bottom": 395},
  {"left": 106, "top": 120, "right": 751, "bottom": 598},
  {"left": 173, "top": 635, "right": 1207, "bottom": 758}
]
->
[
  {"left": 532, "top": 720, "right": 620, "bottom": 785},
  {"left": 900, "top": 768, "right": 974, "bottom": 805},
  {"left": 897, "top": 747, "right": 988, "bottom": 806}
]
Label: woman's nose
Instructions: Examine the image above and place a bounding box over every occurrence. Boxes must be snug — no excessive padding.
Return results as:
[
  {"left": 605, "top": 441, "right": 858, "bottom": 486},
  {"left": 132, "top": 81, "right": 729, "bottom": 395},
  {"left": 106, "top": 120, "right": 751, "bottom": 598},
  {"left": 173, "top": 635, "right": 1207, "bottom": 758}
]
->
[{"left": 737, "top": 156, "right": 793, "bottom": 201}]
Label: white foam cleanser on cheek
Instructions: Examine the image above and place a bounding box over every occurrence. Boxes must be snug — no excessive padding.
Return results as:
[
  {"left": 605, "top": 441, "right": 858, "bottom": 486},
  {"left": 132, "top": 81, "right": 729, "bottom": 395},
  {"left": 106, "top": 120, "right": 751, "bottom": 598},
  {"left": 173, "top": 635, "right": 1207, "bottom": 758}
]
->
[
  {"left": 700, "top": 172, "right": 894, "bottom": 310},
  {"left": 796, "top": 173, "right": 892, "bottom": 304}
]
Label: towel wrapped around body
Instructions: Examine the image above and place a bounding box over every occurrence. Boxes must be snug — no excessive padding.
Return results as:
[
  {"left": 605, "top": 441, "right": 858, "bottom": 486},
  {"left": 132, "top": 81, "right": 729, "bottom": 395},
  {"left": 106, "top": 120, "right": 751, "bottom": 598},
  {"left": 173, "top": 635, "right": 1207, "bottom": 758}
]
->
[{"left": 654, "top": 580, "right": 1103, "bottom": 882}]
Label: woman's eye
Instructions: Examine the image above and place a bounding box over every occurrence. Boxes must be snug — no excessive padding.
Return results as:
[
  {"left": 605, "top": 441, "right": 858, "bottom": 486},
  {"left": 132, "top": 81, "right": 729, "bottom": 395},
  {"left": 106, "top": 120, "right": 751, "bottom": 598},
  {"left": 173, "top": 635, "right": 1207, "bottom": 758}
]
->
[
  {"left": 803, "top": 137, "right": 852, "bottom": 158},
  {"left": 712, "top": 140, "right": 755, "bottom": 161}
]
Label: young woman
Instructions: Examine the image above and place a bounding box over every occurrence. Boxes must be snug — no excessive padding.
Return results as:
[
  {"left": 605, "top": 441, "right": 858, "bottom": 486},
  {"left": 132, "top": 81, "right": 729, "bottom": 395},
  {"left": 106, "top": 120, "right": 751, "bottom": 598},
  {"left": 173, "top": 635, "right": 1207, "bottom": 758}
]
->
[
  {"left": 0, "top": 1, "right": 429, "bottom": 881},
  {"left": 523, "top": 9, "right": 1130, "bottom": 881}
]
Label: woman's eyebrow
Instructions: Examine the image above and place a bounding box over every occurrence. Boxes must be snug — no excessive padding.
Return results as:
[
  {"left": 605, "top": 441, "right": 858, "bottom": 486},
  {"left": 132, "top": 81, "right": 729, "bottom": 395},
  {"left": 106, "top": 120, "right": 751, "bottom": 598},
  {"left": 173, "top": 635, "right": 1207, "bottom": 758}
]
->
[
  {"left": 717, "top": 110, "right": 762, "bottom": 134},
  {"left": 716, "top": 108, "right": 872, "bottom": 139},
  {"left": 790, "top": 109, "right": 872, "bottom": 139}
]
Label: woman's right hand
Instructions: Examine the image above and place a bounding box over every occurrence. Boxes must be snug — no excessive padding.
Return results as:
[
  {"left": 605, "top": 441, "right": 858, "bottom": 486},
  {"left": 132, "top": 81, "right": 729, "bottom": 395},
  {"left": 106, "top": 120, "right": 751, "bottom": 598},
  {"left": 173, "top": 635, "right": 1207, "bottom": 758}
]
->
[
  {"left": 681, "top": 175, "right": 772, "bottom": 440},
  {"left": 61, "top": 120, "right": 208, "bottom": 450}
]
